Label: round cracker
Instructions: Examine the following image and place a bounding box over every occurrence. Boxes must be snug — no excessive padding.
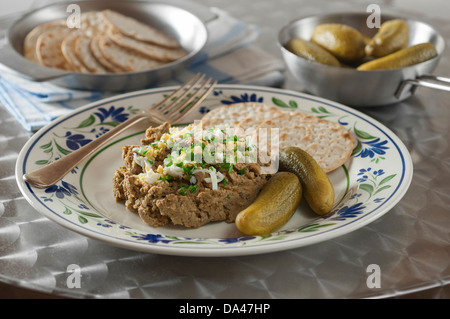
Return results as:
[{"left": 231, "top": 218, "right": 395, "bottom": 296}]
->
[
  {"left": 74, "top": 35, "right": 108, "bottom": 73},
  {"left": 79, "top": 11, "right": 108, "bottom": 37},
  {"left": 202, "top": 102, "right": 281, "bottom": 124},
  {"left": 100, "top": 9, "right": 180, "bottom": 49},
  {"left": 201, "top": 103, "right": 354, "bottom": 172},
  {"left": 61, "top": 32, "right": 89, "bottom": 73},
  {"left": 107, "top": 28, "right": 186, "bottom": 62},
  {"left": 257, "top": 113, "right": 354, "bottom": 172},
  {"left": 201, "top": 117, "right": 242, "bottom": 130},
  {"left": 201, "top": 102, "right": 285, "bottom": 142},
  {"left": 97, "top": 35, "right": 165, "bottom": 72},
  {"left": 90, "top": 35, "right": 125, "bottom": 72},
  {"left": 36, "top": 27, "right": 74, "bottom": 70},
  {"left": 23, "top": 20, "right": 66, "bottom": 63}
]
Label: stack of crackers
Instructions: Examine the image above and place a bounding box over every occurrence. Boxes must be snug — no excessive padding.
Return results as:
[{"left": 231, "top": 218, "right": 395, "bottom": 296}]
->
[
  {"left": 23, "top": 10, "right": 186, "bottom": 73},
  {"left": 201, "top": 102, "right": 355, "bottom": 173}
]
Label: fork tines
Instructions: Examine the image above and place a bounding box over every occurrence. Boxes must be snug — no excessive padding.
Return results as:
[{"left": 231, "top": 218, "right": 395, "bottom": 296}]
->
[{"left": 155, "top": 73, "right": 217, "bottom": 123}]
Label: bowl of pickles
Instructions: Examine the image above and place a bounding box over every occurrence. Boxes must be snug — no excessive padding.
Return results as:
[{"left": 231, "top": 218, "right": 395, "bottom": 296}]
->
[{"left": 278, "top": 12, "right": 447, "bottom": 107}]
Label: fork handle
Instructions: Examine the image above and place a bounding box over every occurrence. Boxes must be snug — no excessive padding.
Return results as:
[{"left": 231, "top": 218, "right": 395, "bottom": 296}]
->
[{"left": 23, "top": 114, "right": 158, "bottom": 188}]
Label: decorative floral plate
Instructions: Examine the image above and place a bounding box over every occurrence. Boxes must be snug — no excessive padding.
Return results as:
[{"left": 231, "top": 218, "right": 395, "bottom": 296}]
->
[{"left": 15, "top": 85, "right": 413, "bottom": 257}]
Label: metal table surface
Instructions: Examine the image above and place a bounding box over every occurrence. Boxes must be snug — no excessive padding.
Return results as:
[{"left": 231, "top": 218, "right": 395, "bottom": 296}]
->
[{"left": 1, "top": 0, "right": 449, "bottom": 299}]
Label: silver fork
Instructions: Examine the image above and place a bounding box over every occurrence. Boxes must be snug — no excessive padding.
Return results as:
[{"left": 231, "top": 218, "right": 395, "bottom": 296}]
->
[{"left": 23, "top": 73, "right": 217, "bottom": 188}]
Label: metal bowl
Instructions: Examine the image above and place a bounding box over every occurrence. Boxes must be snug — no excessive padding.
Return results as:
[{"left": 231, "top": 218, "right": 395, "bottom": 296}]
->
[
  {"left": 278, "top": 12, "right": 449, "bottom": 107},
  {"left": 0, "top": 0, "right": 209, "bottom": 91}
]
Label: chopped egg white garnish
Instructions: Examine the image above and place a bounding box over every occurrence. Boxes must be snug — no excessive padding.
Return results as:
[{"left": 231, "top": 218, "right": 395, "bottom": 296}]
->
[{"left": 132, "top": 123, "right": 257, "bottom": 191}]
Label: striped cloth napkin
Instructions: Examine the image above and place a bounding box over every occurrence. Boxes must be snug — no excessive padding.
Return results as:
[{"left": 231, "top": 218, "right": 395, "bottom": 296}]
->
[{"left": 0, "top": 7, "right": 285, "bottom": 131}]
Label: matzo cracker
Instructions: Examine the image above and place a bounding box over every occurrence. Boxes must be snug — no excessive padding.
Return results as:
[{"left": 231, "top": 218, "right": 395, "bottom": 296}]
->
[
  {"left": 36, "top": 27, "right": 73, "bottom": 70},
  {"left": 101, "top": 9, "right": 180, "bottom": 49},
  {"left": 23, "top": 20, "right": 66, "bottom": 63},
  {"left": 108, "top": 28, "right": 186, "bottom": 62},
  {"left": 97, "top": 35, "right": 164, "bottom": 72},
  {"left": 74, "top": 35, "right": 108, "bottom": 73},
  {"left": 61, "top": 32, "right": 89, "bottom": 73},
  {"left": 258, "top": 113, "right": 354, "bottom": 172},
  {"left": 200, "top": 103, "right": 354, "bottom": 172}
]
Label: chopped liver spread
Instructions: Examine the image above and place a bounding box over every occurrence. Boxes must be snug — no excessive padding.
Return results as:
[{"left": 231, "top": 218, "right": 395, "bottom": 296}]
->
[{"left": 113, "top": 122, "right": 270, "bottom": 228}]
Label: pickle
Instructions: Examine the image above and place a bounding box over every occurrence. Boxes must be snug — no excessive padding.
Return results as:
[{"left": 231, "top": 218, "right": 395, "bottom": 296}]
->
[
  {"left": 284, "top": 37, "right": 341, "bottom": 67},
  {"left": 311, "top": 23, "right": 366, "bottom": 62},
  {"left": 365, "top": 19, "right": 409, "bottom": 58},
  {"left": 357, "top": 42, "right": 438, "bottom": 70},
  {"left": 279, "top": 147, "right": 334, "bottom": 216},
  {"left": 362, "top": 34, "right": 372, "bottom": 46},
  {"left": 235, "top": 172, "right": 302, "bottom": 236}
]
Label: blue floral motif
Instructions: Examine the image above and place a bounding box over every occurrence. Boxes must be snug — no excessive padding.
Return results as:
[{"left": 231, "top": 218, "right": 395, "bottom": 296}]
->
[
  {"left": 357, "top": 168, "right": 368, "bottom": 182},
  {"left": 350, "top": 193, "right": 362, "bottom": 200},
  {"left": 218, "top": 236, "right": 256, "bottom": 244},
  {"left": 132, "top": 233, "right": 173, "bottom": 244},
  {"left": 64, "top": 131, "right": 92, "bottom": 150},
  {"left": 356, "top": 138, "right": 389, "bottom": 159},
  {"left": 356, "top": 166, "right": 396, "bottom": 200},
  {"left": 199, "top": 106, "right": 210, "bottom": 114},
  {"left": 90, "top": 126, "right": 110, "bottom": 138},
  {"left": 358, "top": 167, "right": 384, "bottom": 176},
  {"left": 94, "top": 106, "right": 129, "bottom": 123},
  {"left": 96, "top": 222, "right": 113, "bottom": 228},
  {"left": 93, "top": 219, "right": 122, "bottom": 228},
  {"left": 221, "top": 93, "right": 264, "bottom": 105},
  {"left": 357, "top": 168, "right": 385, "bottom": 182},
  {"left": 373, "top": 169, "right": 385, "bottom": 176},
  {"left": 329, "top": 202, "right": 366, "bottom": 221},
  {"left": 357, "top": 167, "right": 371, "bottom": 182},
  {"left": 45, "top": 181, "right": 78, "bottom": 199}
]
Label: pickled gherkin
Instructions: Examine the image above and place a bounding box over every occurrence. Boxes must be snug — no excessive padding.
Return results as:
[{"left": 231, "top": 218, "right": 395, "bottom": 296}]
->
[
  {"left": 311, "top": 23, "right": 366, "bottom": 63},
  {"left": 365, "top": 19, "right": 409, "bottom": 58},
  {"left": 284, "top": 37, "right": 341, "bottom": 67},
  {"left": 357, "top": 42, "right": 438, "bottom": 70},
  {"left": 235, "top": 172, "right": 302, "bottom": 236},
  {"left": 279, "top": 147, "right": 335, "bottom": 216}
]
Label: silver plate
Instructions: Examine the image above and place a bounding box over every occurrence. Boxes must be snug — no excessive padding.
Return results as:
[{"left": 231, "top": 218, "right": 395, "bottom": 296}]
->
[{"left": 0, "top": 0, "right": 209, "bottom": 91}]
